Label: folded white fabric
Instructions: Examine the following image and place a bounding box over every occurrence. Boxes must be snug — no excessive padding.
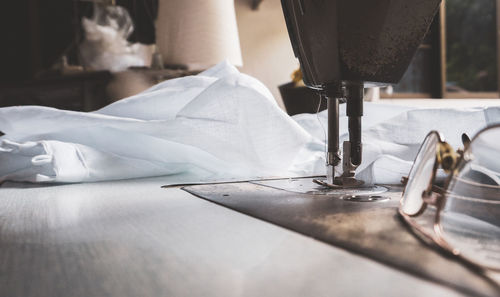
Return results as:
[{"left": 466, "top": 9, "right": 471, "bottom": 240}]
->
[
  {"left": 295, "top": 103, "right": 500, "bottom": 184},
  {"left": 1, "top": 61, "right": 500, "bottom": 184},
  {"left": 0, "top": 62, "right": 324, "bottom": 183}
]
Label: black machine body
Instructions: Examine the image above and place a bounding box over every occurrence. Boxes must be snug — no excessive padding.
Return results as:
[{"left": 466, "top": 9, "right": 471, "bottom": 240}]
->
[{"left": 280, "top": 0, "right": 442, "bottom": 185}]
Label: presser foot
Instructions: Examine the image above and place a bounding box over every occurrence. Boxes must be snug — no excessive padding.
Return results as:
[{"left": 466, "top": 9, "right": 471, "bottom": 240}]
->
[
  {"left": 312, "top": 151, "right": 388, "bottom": 199},
  {"left": 312, "top": 176, "right": 364, "bottom": 189},
  {"left": 311, "top": 177, "right": 388, "bottom": 201},
  {"left": 315, "top": 140, "right": 365, "bottom": 189}
]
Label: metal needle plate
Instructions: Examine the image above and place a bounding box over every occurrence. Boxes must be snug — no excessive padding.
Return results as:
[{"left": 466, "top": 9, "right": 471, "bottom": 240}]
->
[{"left": 251, "top": 177, "right": 388, "bottom": 199}]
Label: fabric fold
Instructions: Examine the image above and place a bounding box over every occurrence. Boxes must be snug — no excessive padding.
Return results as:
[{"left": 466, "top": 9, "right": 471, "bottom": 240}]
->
[
  {"left": 0, "top": 61, "right": 323, "bottom": 183},
  {"left": 1, "top": 61, "right": 499, "bottom": 184}
]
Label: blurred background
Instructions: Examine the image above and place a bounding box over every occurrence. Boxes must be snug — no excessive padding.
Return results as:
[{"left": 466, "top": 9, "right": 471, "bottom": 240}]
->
[{"left": 0, "top": 0, "right": 499, "bottom": 113}]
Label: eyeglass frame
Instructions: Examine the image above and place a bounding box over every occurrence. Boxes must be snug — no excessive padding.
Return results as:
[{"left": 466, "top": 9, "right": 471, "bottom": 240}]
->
[{"left": 398, "top": 124, "right": 500, "bottom": 273}]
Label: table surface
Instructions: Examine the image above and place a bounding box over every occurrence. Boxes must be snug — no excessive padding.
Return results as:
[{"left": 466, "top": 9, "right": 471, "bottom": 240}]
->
[{"left": 0, "top": 177, "right": 467, "bottom": 297}]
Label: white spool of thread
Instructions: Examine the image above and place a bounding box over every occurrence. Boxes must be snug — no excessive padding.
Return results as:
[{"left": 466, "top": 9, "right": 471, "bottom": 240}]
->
[{"left": 156, "top": 0, "right": 243, "bottom": 70}]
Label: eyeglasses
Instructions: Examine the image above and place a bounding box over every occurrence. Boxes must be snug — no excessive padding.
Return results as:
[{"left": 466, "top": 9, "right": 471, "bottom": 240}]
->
[{"left": 399, "top": 125, "right": 500, "bottom": 272}]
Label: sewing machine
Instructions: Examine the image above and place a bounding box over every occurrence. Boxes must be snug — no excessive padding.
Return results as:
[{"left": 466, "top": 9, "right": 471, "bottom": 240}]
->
[
  {"left": 2, "top": 2, "right": 499, "bottom": 296},
  {"left": 280, "top": 0, "right": 441, "bottom": 187}
]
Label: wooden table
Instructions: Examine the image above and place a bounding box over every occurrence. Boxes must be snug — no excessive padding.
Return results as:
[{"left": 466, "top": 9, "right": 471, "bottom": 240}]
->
[{"left": 0, "top": 177, "right": 465, "bottom": 297}]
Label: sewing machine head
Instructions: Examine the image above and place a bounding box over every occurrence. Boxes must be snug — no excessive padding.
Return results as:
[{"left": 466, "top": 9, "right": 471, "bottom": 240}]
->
[{"left": 281, "top": 0, "right": 442, "bottom": 187}]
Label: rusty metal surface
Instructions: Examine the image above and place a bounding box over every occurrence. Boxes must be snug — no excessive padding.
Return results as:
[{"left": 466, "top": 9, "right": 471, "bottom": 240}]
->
[
  {"left": 183, "top": 178, "right": 500, "bottom": 297},
  {"left": 338, "top": 0, "right": 441, "bottom": 82}
]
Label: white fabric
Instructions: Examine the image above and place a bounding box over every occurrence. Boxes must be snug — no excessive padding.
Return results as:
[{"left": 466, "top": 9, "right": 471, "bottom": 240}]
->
[
  {"left": 1, "top": 61, "right": 500, "bottom": 184},
  {"left": 296, "top": 103, "right": 500, "bottom": 184},
  {"left": 0, "top": 62, "right": 324, "bottom": 183}
]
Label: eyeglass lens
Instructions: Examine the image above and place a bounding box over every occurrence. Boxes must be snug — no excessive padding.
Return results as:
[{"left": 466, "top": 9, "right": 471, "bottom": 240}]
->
[
  {"left": 440, "top": 127, "right": 500, "bottom": 269},
  {"left": 401, "top": 132, "right": 440, "bottom": 216}
]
